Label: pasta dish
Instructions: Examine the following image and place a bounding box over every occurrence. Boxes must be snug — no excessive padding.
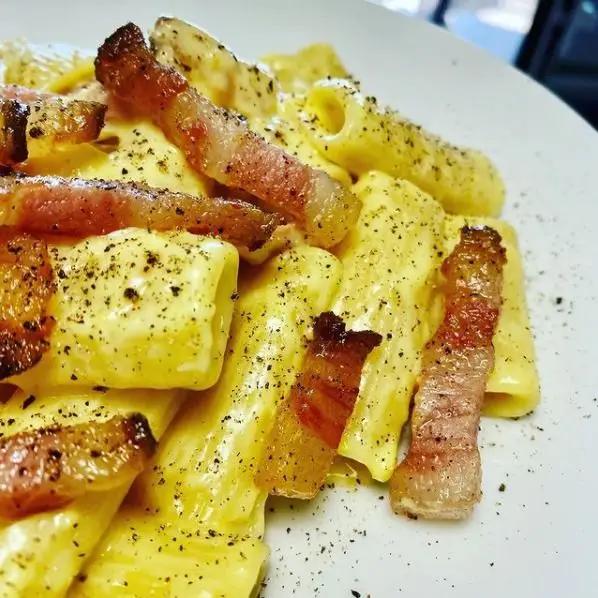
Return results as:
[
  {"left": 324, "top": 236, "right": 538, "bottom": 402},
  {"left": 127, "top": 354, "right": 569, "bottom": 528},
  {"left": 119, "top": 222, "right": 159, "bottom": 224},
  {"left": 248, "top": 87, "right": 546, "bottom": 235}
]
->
[{"left": 0, "top": 17, "right": 540, "bottom": 596}]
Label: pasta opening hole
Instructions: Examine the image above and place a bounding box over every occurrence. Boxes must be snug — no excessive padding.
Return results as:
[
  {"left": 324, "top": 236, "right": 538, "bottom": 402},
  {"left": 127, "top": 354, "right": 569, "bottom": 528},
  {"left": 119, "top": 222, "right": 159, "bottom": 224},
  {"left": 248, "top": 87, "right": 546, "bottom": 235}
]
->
[
  {"left": 304, "top": 88, "right": 346, "bottom": 136},
  {"left": 482, "top": 392, "right": 531, "bottom": 418}
]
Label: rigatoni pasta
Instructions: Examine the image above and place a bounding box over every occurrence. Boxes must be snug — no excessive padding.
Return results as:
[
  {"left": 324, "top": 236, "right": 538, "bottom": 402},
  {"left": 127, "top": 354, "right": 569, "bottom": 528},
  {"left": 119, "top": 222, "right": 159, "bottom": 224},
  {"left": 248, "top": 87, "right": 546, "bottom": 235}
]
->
[
  {"left": 444, "top": 216, "right": 540, "bottom": 417},
  {"left": 12, "top": 229, "right": 238, "bottom": 391},
  {"left": 0, "top": 16, "right": 541, "bottom": 596},
  {"left": 262, "top": 43, "right": 348, "bottom": 93},
  {"left": 300, "top": 79, "right": 505, "bottom": 216},
  {"left": 73, "top": 246, "right": 342, "bottom": 595},
  {"left": 0, "top": 386, "right": 184, "bottom": 597},
  {"left": 333, "top": 175, "right": 539, "bottom": 483},
  {"left": 332, "top": 171, "right": 445, "bottom": 482},
  {"left": 22, "top": 118, "right": 212, "bottom": 196},
  {"left": 251, "top": 111, "right": 352, "bottom": 189},
  {"left": 150, "top": 17, "right": 278, "bottom": 120}
]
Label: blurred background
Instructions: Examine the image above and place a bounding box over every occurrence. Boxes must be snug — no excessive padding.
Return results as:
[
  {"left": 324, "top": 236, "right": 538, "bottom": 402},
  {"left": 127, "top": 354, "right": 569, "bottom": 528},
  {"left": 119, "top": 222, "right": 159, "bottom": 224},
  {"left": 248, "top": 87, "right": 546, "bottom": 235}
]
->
[{"left": 369, "top": 0, "right": 598, "bottom": 127}]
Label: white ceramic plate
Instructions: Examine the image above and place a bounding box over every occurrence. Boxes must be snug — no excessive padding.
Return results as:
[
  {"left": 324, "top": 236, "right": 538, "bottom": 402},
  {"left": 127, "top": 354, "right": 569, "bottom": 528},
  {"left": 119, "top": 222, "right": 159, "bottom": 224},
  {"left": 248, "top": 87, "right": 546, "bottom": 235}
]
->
[{"left": 2, "top": 1, "right": 597, "bottom": 596}]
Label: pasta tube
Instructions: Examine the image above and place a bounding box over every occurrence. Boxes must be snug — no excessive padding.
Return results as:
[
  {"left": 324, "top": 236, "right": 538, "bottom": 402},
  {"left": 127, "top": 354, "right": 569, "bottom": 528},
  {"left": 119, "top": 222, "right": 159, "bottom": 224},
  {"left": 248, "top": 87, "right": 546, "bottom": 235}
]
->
[
  {"left": 72, "top": 246, "right": 342, "bottom": 596},
  {"left": 301, "top": 79, "right": 504, "bottom": 217},
  {"left": 150, "top": 17, "right": 277, "bottom": 120},
  {"left": 0, "top": 386, "right": 185, "bottom": 597},
  {"left": 333, "top": 171, "right": 445, "bottom": 482},
  {"left": 444, "top": 216, "right": 540, "bottom": 417},
  {"left": 262, "top": 43, "right": 348, "bottom": 93},
  {"left": 12, "top": 229, "right": 238, "bottom": 391}
]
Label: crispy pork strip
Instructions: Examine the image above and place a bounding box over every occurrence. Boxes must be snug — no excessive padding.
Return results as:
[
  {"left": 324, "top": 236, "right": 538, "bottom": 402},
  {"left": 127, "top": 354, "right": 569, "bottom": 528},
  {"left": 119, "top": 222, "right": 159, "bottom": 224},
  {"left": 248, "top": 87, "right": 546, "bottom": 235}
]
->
[
  {"left": 95, "top": 23, "right": 361, "bottom": 248},
  {"left": 0, "top": 84, "right": 106, "bottom": 158},
  {"left": 0, "top": 175, "right": 280, "bottom": 250},
  {"left": 0, "top": 98, "right": 29, "bottom": 166},
  {"left": 26, "top": 96, "right": 106, "bottom": 148},
  {"left": 0, "top": 226, "right": 55, "bottom": 380},
  {"left": 255, "top": 312, "right": 381, "bottom": 499},
  {"left": 390, "top": 226, "right": 506, "bottom": 520},
  {"left": 0, "top": 413, "right": 156, "bottom": 518}
]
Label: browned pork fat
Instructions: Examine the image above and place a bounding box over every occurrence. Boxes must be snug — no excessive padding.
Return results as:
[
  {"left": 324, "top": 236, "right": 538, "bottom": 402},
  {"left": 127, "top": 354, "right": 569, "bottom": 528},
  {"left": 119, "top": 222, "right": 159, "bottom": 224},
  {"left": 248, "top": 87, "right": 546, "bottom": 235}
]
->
[
  {"left": 255, "top": 312, "right": 381, "bottom": 499},
  {"left": 0, "top": 98, "right": 29, "bottom": 166},
  {"left": 0, "top": 413, "right": 156, "bottom": 517},
  {"left": 0, "top": 226, "right": 55, "bottom": 380},
  {"left": 0, "top": 85, "right": 106, "bottom": 166},
  {"left": 95, "top": 23, "right": 361, "bottom": 248},
  {"left": 390, "top": 226, "right": 506, "bottom": 519},
  {"left": 0, "top": 175, "right": 280, "bottom": 251}
]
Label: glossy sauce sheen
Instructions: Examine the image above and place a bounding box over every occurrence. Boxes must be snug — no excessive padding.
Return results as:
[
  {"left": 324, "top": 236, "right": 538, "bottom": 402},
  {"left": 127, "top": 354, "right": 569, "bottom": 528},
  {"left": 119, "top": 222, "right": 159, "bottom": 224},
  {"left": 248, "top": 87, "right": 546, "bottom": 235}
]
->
[{"left": 390, "top": 226, "right": 506, "bottom": 519}]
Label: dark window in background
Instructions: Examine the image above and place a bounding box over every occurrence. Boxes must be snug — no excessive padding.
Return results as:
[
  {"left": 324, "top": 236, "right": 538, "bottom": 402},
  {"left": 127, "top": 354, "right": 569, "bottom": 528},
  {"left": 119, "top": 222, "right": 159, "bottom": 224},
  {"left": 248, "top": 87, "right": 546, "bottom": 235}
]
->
[
  {"left": 371, "top": 1, "right": 598, "bottom": 127},
  {"left": 518, "top": 1, "right": 598, "bottom": 126}
]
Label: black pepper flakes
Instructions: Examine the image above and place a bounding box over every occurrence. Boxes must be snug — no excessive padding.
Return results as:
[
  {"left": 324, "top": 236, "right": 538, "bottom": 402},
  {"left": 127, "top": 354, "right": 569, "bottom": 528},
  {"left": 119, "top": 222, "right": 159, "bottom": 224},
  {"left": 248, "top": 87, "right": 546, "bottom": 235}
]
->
[
  {"left": 21, "top": 395, "right": 36, "bottom": 409},
  {"left": 29, "top": 126, "right": 44, "bottom": 139},
  {"left": 124, "top": 287, "right": 140, "bottom": 302}
]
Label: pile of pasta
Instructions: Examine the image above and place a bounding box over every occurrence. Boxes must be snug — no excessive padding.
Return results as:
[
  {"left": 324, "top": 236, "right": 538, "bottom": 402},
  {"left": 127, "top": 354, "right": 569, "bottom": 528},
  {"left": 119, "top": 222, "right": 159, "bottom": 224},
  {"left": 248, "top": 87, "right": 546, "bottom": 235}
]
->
[{"left": 0, "top": 19, "right": 539, "bottom": 597}]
